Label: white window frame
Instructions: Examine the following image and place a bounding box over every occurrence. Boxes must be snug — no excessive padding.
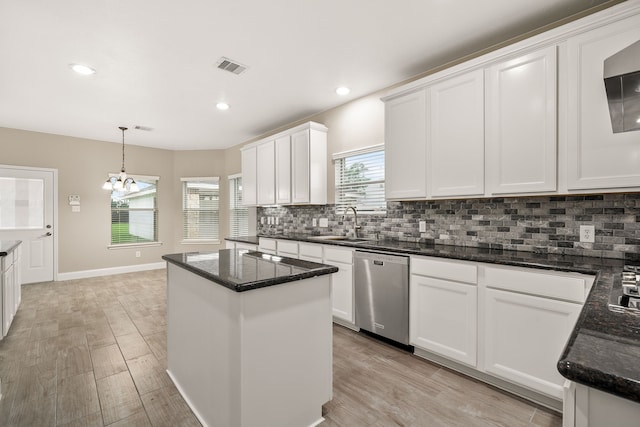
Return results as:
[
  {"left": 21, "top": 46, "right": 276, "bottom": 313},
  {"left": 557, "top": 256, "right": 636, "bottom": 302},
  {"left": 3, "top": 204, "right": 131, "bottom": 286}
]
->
[
  {"left": 108, "top": 174, "right": 161, "bottom": 249},
  {"left": 333, "top": 144, "right": 386, "bottom": 215},
  {"left": 181, "top": 177, "right": 220, "bottom": 244}
]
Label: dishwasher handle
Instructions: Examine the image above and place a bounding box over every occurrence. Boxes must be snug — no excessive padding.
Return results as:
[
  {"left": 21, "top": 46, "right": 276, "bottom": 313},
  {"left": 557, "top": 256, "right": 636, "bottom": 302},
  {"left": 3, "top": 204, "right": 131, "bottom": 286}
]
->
[{"left": 354, "top": 250, "right": 409, "bottom": 266}]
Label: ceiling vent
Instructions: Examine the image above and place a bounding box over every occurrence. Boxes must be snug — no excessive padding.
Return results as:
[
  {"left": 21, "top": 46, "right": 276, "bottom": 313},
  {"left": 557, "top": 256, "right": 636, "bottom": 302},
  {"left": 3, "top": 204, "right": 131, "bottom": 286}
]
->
[
  {"left": 216, "top": 57, "right": 248, "bottom": 75},
  {"left": 134, "top": 125, "right": 153, "bottom": 132}
]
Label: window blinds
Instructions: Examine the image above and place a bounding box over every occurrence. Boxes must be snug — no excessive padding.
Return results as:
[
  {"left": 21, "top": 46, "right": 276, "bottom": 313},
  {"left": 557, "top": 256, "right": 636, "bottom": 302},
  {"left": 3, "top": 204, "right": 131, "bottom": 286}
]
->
[
  {"left": 229, "top": 175, "right": 248, "bottom": 237},
  {"left": 182, "top": 177, "right": 219, "bottom": 241},
  {"left": 334, "top": 145, "right": 386, "bottom": 214}
]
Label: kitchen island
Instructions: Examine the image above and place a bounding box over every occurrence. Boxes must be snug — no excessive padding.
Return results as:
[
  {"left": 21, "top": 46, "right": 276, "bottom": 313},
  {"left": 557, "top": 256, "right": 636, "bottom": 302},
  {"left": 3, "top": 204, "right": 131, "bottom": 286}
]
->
[{"left": 162, "top": 249, "right": 338, "bottom": 427}]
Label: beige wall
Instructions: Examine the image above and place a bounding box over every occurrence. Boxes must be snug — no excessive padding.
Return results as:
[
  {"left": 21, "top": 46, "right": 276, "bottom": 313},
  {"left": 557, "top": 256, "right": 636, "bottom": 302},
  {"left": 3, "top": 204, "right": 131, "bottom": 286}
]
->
[{"left": 0, "top": 127, "right": 237, "bottom": 274}]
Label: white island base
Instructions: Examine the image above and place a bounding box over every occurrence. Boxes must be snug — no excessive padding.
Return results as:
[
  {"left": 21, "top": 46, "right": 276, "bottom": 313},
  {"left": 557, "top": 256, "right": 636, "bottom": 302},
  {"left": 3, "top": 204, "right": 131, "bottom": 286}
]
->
[{"left": 166, "top": 263, "right": 333, "bottom": 427}]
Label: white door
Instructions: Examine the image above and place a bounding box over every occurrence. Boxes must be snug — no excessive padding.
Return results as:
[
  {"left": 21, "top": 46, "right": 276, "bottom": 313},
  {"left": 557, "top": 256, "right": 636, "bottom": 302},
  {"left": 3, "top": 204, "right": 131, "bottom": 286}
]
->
[{"left": 0, "top": 166, "right": 55, "bottom": 284}]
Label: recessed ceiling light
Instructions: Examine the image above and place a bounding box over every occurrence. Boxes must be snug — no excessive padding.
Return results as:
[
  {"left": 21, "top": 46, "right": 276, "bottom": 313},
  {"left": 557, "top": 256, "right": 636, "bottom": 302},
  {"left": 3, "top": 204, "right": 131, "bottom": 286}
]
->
[
  {"left": 216, "top": 102, "right": 230, "bottom": 110},
  {"left": 69, "top": 63, "right": 96, "bottom": 75},
  {"left": 336, "top": 87, "right": 350, "bottom": 96}
]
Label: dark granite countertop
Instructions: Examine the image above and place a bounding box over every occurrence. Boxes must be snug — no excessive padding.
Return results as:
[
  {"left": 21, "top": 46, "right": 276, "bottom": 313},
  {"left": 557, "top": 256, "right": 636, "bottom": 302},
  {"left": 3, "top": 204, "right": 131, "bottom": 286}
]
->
[
  {"left": 227, "top": 234, "right": 640, "bottom": 403},
  {"left": 162, "top": 249, "right": 338, "bottom": 293},
  {"left": 0, "top": 240, "right": 21, "bottom": 257}
]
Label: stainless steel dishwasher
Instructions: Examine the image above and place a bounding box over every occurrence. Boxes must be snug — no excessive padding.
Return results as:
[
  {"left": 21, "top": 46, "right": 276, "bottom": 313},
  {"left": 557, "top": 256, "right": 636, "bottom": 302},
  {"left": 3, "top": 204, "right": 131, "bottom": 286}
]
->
[{"left": 354, "top": 250, "right": 410, "bottom": 345}]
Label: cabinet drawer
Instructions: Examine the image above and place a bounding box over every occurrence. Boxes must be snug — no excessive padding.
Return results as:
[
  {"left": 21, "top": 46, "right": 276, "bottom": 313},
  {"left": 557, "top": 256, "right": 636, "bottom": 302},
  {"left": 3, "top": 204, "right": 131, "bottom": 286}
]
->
[
  {"left": 324, "top": 246, "right": 353, "bottom": 264},
  {"left": 411, "top": 256, "right": 477, "bottom": 284},
  {"left": 277, "top": 240, "right": 298, "bottom": 257},
  {"left": 483, "top": 265, "right": 591, "bottom": 303},
  {"left": 299, "top": 243, "right": 323, "bottom": 259},
  {"left": 236, "top": 242, "right": 257, "bottom": 252},
  {"left": 258, "top": 238, "right": 277, "bottom": 252}
]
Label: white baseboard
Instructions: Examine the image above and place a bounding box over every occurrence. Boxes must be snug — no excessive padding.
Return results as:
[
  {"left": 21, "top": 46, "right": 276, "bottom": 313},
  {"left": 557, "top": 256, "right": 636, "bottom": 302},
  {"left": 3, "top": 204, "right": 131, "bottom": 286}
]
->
[{"left": 57, "top": 262, "right": 166, "bottom": 281}]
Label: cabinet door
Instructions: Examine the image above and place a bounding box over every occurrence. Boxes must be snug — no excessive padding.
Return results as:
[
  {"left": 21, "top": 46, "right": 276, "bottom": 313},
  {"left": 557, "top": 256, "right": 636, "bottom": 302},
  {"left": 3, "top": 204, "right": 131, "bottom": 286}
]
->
[
  {"left": 275, "top": 135, "right": 291, "bottom": 205},
  {"left": 483, "top": 288, "right": 581, "bottom": 399},
  {"left": 291, "top": 129, "right": 310, "bottom": 204},
  {"left": 486, "top": 46, "right": 557, "bottom": 194},
  {"left": 384, "top": 90, "right": 427, "bottom": 200},
  {"left": 257, "top": 141, "right": 276, "bottom": 205},
  {"left": 410, "top": 275, "right": 477, "bottom": 366},
  {"left": 3, "top": 263, "right": 13, "bottom": 337},
  {"left": 566, "top": 14, "right": 640, "bottom": 190},
  {"left": 429, "top": 69, "right": 485, "bottom": 197},
  {"left": 241, "top": 146, "right": 257, "bottom": 206},
  {"left": 330, "top": 261, "right": 353, "bottom": 323}
]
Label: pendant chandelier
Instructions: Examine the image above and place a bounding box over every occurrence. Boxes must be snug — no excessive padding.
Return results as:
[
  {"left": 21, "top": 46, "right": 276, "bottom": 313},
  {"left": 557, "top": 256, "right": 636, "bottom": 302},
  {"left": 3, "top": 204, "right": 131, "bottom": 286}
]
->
[{"left": 102, "top": 126, "right": 139, "bottom": 192}]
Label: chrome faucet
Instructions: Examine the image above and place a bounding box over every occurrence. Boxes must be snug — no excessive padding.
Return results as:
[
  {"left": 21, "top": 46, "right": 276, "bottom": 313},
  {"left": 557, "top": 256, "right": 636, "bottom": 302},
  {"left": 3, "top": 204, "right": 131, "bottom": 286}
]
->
[{"left": 344, "top": 206, "right": 361, "bottom": 238}]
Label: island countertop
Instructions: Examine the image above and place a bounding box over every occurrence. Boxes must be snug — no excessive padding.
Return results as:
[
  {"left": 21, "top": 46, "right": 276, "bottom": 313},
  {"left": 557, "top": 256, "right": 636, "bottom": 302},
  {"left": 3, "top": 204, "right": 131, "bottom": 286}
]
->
[
  {"left": 0, "top": 240, "right": 21, "bottom": 257},
  {"left": 162, "top": 249, "right": 338, "bottom": 292}
]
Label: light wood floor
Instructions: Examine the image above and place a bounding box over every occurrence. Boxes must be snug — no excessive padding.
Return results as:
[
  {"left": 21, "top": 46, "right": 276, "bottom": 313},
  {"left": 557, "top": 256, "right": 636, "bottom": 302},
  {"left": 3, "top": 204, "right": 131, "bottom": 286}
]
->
[{"left": 0, "top": 270, "right": 562, "bottom": 426}]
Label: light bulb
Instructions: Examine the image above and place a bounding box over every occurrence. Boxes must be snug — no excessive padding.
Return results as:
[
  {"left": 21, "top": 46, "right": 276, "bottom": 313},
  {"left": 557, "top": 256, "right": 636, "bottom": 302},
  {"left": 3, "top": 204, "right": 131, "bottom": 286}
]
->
[
  {"left": 114, "top": 179, "right": 124, "bottom": 190},
  {"left": 102, "top": 180, "right": 113, "bottom": 190},
  {"left": 69, "top": 63, "right": 96, "bottom": 75},
  {"left": 129, "top": 181, "right": 139, "bottom": 192},
  {"left": 336, "top": 87, "right": 350, "bottom": 96},
  {"left": 216, "top": 102, "right": 230, "bottom": 110}
]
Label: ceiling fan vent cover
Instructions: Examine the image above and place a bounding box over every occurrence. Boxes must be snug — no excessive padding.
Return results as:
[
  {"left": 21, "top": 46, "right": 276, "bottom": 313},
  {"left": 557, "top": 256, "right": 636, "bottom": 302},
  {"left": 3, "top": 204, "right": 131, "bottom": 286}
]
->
[{"left": 216, "top": 57, "right": 248, "bottom": 75}]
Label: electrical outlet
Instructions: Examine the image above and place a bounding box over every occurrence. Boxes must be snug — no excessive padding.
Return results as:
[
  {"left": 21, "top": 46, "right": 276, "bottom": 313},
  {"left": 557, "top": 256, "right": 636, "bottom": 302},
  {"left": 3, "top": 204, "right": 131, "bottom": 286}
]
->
[
  {"left": 419, "top": 220, "right": 427, "bottom": 233},
  {"left": 312, "top": 218, "right": 317, "bottom": 227},
  {"left": 580, "top": 225, "right": 595, "bottom": 243},
  {"left": 135, "top": 251, "right": 141, "bottom": 258}
]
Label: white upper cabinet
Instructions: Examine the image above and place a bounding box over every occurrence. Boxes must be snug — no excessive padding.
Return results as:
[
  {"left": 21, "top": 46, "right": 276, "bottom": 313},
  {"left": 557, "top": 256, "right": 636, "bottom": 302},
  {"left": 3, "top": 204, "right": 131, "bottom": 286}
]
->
[
  {"left": 384, "top": 89, "right": 427, "bottom": 200},
  {"left": 291, "top": 124, "right": 327, "bottom": 205},
  {"left": 486, "top": 46, "right": 558, "bottom": 195},
  {"left": 428, "top": 69, "right": 485, "bottom": 198},
  {"left": 241, "top": 145, "right": 257, "bottom": 206},
  {"left": 275, "top": 135, "right": 291, "bottom": 205},
  {"left": 565, "top": 13, "right": 640, "bottom": 190},
  {"left": 240, "top": 122, "right": 327, "bottom": 206},
  {"left": 257, "top": 140, "right": 276, "bottom": 205}
]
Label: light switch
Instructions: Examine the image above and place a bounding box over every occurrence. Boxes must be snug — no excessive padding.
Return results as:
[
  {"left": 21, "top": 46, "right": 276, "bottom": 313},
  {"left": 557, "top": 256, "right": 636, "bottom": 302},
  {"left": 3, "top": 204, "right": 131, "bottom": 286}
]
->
[
  {"left": 319, "top": 218, "right": 328, "bottom": 228},
  {"left": 419, "top": 221, "right": 427, "bottom": 232}
]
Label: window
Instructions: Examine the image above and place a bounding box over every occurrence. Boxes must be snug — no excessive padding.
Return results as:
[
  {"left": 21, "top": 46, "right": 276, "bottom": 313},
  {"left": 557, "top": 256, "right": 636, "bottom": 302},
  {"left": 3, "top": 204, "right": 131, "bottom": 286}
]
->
[
  {"left": 334, "top": 145, "right": 385, "bottom": 214},
  {"left": 182, "top": 177, "right": 219, "bottom": 242},
  {"left": 110, "top": 176, "right": 158, "bottom": 246},
  {"left": 229, "top": 174, "right": 248, "bottom": 237}
]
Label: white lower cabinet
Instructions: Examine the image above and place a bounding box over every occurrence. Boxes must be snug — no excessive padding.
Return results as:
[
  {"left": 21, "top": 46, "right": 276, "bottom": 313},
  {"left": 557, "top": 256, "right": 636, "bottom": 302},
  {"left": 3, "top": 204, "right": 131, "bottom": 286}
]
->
[
  {"left": 276, "top": 240, "right": 298, "bottom": 258},
  {"left": 1, "top": 244, "right": 21, "bottom": 339},
  {"left": 563, "top": 381, "right": 640, "bottom": 427},
  {"left": 323, "top": 246, "right": 354, "bottom": 325},
  {"left": 258, "top": 238, "right": 277, "bottom": 255},
  {"left": 410, "top": 256, "right": 478, "bottom": 367},
  {"left": 483, "top": 288, "right": 581, "bottom": 399},
  {"left": 480, "top": 265, "right": 592, "bottom": 400}
]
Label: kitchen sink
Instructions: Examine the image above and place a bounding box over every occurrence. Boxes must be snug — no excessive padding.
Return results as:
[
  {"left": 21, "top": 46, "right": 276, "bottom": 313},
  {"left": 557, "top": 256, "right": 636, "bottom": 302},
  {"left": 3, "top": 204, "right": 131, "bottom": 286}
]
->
[{"left": 308, "top": 235, "right": 368, "bottom": 243}]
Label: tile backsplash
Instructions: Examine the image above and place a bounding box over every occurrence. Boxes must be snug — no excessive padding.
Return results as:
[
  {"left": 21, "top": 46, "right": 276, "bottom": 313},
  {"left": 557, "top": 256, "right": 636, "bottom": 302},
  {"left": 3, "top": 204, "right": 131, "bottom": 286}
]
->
[{"left": 257, "top": 193, "right": 640, "bottom": 259}]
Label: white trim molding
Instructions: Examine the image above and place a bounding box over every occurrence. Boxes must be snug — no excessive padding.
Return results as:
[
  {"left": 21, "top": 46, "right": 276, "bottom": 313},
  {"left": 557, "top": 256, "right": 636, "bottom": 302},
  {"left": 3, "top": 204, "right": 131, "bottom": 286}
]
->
[{"left": 57, "top": 262, "right": 166, "bottom": 281}]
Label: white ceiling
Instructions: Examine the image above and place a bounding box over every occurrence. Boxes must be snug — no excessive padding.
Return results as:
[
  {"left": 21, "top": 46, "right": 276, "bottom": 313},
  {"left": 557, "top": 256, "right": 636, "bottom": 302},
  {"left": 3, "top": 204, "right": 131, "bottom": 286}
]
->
[{"left": 0, "top": 0, "right": 621, "bottom": 150}]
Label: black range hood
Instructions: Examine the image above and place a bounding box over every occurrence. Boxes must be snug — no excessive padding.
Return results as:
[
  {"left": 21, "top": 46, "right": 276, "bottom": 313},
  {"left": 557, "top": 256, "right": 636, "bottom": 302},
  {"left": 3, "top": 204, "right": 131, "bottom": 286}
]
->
[{"left": 604, "top": 39, "right": 640, "bottom": 133}]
